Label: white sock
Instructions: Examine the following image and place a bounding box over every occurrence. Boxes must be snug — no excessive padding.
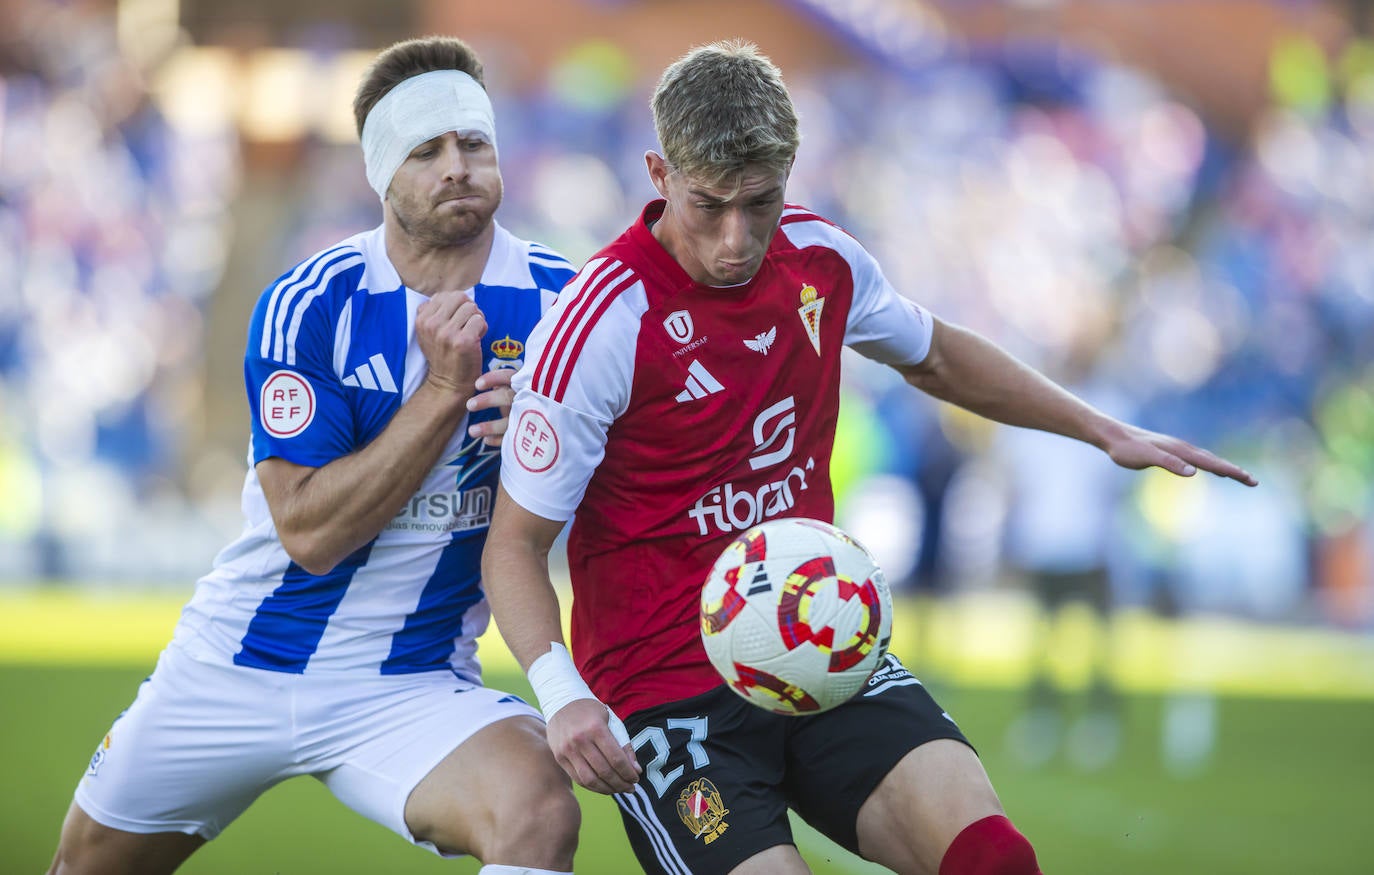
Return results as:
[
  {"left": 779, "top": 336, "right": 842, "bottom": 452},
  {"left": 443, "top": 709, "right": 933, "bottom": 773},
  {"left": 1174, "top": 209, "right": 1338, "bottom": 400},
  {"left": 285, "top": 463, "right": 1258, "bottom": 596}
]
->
[{"left": 477, "top": 866, "right": 573, "bottom": 875}]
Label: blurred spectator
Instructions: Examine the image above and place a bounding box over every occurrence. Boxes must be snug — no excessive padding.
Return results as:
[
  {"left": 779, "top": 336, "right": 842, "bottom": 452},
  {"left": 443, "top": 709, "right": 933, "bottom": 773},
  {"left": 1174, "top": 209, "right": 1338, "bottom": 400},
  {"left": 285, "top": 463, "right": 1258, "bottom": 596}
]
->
[
  {"left": 1, "top": 0, "right": 1370, "bottom": 633},
  {"left": 996, "top": 342, "right": 1135, "bottom": 771},
  {"left": 0, "top": 2, "right": 239, "bottom": 580}
]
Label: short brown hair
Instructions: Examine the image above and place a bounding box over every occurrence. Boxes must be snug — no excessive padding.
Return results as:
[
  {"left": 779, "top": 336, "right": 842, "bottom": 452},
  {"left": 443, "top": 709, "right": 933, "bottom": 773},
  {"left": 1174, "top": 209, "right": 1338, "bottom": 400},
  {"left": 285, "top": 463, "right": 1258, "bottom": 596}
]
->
[
  {"left": 651, "top": 40, "right": 800, "bottom": 186},
  {"left": 353, "top": 36, "right": 486, "bottom": 137}
]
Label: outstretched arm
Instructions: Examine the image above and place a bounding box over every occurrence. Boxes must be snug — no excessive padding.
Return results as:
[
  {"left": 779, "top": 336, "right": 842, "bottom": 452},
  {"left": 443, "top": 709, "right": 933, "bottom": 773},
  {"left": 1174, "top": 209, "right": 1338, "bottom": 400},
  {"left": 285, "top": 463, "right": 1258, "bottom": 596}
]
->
[
  {"left": 900, "top": 317, "right": 1257, "bottom": 486},
  {"left": 482, "top": 485, "right": 642, "bottom": 794}
]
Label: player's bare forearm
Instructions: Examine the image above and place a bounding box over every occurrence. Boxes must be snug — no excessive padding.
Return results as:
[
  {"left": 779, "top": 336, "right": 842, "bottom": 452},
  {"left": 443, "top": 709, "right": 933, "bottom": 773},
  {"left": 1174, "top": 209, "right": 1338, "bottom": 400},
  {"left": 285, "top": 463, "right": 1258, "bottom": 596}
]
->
[
  {"left": 257, "top": 376, "right": 475, "bottom": 574},
  {"left": 900, "top": 318, "right": 1111, "bottom": 438},
  {"left": 484, "top": 487, "right": 642, "bottom": 794},
  {"left": 481, "top": 485, "right": 570, "bottom": 671},
  {"left": 900, "top": 317, "right": 1257, "bottom": 486}
]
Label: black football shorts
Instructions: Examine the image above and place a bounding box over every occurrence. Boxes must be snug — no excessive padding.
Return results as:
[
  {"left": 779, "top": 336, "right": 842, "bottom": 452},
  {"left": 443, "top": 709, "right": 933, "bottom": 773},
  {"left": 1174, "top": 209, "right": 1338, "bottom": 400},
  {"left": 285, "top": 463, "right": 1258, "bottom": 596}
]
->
[{"left": 612, "top": 653, "right": 971, "bottom": 874}]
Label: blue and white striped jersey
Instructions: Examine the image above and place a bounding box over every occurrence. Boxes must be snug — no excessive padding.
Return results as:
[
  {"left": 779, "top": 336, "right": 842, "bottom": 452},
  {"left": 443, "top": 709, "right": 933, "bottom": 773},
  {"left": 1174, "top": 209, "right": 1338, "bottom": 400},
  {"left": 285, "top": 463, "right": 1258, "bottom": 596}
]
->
[{"left": 171, "top": 222, "right": 574, "bottom": 679}]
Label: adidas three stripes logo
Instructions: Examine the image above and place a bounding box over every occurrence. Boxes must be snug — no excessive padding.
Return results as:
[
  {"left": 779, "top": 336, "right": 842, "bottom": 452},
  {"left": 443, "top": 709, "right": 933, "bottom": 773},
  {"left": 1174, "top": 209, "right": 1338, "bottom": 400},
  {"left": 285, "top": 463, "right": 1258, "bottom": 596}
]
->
[{"left": 342, "top": 353, "right": 399, "bottom": 393}]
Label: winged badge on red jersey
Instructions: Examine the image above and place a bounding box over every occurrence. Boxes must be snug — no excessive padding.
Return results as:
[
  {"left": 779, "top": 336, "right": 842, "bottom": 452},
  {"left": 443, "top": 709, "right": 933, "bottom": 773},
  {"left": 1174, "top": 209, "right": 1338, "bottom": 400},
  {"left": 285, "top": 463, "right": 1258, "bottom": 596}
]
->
[{"left": 744, "top": 327, "right": 777, "bottom": 356}]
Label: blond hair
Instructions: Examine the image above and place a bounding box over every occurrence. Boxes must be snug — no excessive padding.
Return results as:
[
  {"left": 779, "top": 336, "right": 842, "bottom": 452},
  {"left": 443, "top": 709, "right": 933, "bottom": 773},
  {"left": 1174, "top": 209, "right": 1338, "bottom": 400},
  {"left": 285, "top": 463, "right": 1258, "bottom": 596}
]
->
[{"left": 651, "top": 40, "right": 800, "bottom": 186}]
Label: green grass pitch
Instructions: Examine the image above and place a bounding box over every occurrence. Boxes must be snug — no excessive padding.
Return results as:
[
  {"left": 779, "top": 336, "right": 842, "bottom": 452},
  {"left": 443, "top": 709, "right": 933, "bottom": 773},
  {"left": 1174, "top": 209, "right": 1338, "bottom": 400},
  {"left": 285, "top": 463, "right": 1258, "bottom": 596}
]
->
[{"left": 4, "top": 661, "right": 1372, "bottom": 874}]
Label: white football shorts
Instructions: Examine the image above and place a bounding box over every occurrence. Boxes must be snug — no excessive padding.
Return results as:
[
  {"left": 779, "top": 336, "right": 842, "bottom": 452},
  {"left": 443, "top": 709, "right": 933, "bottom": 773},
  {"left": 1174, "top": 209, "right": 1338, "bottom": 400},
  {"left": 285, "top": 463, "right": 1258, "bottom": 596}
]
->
[{"left": 73, "top": 643, "right": 541, "bottom": 853}]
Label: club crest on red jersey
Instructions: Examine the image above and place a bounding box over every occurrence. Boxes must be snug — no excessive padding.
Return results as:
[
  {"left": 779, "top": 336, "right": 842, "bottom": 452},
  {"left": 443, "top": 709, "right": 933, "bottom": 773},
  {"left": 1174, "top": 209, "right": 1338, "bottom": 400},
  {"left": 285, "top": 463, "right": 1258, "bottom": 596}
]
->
[
  {"left": 676, "top": 777, "right": 730, "bottom": 843},
  {"left": 797, "top": 284, "right": 824, "bottom": 354},
  {"left": 663, "top": 309, "right": 694, "bottom": 345}
]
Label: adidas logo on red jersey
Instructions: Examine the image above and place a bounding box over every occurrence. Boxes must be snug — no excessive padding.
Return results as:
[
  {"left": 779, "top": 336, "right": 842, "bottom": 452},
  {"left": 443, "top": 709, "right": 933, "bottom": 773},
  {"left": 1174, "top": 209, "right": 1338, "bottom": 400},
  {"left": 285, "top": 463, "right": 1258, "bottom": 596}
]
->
[{"left": 675, "top": 360, "right": 725, "bottom": 403}]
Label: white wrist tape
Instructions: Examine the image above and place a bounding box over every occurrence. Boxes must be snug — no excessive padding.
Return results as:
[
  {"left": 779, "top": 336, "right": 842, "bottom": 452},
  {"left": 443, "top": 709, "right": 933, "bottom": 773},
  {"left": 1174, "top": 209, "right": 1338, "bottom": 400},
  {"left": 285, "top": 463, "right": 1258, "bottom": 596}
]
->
[
  {"left": 527, "top": 642, "right": 593, "bottom": 719},
  {"left": 527, "top": 642, "right": 630, "bottom": 746}
]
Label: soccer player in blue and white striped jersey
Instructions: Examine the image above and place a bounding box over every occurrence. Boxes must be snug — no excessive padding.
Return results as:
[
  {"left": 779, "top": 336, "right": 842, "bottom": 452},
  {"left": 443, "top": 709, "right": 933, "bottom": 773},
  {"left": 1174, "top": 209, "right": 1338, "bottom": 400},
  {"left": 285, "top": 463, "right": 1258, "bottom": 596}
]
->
[{"left": 50, "top": 37, "right": 581, "bottom": 875}]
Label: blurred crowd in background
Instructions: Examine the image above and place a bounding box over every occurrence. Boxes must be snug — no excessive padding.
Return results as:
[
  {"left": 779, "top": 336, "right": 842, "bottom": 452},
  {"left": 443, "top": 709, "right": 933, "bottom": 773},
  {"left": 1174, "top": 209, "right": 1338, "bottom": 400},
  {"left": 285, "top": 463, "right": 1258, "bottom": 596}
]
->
[{"left": 0, "top": 0, "right": 1371, "bottom": 641}]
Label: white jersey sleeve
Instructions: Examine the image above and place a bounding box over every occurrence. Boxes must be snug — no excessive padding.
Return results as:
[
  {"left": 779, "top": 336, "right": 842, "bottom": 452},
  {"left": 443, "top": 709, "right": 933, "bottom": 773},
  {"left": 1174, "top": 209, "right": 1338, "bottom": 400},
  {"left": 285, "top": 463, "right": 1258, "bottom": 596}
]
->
[
  {"left": 844, "top": 250, "right": 934, "bottom": 367},
  {"left": 501, "top": 258, "right": 649, "bottom": 522},
  {"left": 780, "top": 217, "right": 934, "bottom": 367}
]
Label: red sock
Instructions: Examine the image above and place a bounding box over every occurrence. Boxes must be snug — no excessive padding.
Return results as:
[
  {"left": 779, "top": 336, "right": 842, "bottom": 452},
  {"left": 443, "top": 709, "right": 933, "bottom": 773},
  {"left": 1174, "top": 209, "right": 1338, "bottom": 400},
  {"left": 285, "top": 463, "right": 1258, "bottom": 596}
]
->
[{"left": 938, "top": 814, "right": 1042, "bottom": 875}]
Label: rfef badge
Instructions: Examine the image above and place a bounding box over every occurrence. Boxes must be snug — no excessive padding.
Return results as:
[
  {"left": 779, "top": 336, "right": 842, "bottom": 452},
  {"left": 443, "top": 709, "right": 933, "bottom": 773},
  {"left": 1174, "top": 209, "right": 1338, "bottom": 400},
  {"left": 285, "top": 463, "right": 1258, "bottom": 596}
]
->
[{"left": 676, "top": 777, "right": 730, "bottom": 844}]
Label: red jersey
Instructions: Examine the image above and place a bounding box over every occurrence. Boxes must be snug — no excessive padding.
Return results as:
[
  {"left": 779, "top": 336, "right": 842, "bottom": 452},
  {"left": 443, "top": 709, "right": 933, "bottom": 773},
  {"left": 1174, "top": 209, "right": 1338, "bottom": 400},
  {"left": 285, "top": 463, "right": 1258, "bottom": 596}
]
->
[{"left": 501, "top": 201, "right": 933, "bottom": 717}]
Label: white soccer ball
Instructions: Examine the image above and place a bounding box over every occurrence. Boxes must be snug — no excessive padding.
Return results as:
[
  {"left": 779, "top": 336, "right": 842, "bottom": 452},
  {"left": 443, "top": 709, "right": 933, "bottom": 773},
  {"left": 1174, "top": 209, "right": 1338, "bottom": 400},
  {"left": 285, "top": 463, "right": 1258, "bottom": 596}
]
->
[{"left": 700, "top": 517, "right": 893, "bottom": 715}]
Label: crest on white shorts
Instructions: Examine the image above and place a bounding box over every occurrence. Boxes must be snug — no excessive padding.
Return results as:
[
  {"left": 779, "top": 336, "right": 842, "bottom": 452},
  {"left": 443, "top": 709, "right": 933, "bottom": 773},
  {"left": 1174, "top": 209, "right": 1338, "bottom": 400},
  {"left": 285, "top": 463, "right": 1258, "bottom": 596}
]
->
[{"left": 86, "top": 733, "right": 112, "bottom": 776}]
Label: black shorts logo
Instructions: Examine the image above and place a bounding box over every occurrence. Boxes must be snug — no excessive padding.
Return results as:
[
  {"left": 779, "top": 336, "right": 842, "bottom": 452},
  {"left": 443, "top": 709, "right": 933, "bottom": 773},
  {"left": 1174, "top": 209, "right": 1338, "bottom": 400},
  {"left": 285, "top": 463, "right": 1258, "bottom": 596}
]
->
[
  {"left": 676, "top": 777, "right": 730, "bottom": 844},
  {"left": 863, "top": 653, "right": 919, "bottom": 696}
]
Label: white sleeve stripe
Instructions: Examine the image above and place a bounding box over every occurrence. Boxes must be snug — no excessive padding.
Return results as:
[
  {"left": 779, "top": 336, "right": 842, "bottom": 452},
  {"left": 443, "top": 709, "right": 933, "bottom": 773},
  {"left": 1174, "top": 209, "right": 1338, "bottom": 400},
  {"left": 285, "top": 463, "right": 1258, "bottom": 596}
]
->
[
  {"left": 529, "top": 253, "right": 574, "bottom": 269},
  {"left": 615, "top": 785, "right": 694, "bottom": 874},
  {"left": 369, "top": 353, "right": 398, "bottom": 392},
  {"left": 332, "top": 297, "right": 353, "bottom": 378},
  {"left": 278, "top": 254, "right": 365, "bottom": 365},
  {"left": 259, "top": 245, "right": 349, "bottom": 360},
  {"left": 259, "top": 245, "right": 342, "bottom": 359}
]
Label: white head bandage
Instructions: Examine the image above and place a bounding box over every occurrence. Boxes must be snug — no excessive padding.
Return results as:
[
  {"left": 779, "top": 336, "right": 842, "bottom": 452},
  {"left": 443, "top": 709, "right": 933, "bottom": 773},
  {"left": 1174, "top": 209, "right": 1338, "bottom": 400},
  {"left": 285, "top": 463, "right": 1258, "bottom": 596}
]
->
[{"left": 360, "top": 69, "right": 497, "bottom": 200}]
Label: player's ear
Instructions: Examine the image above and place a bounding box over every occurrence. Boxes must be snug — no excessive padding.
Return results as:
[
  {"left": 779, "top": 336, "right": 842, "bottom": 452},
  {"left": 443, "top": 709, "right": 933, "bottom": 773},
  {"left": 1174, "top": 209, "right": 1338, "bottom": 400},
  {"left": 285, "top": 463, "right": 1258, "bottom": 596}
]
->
[{"left": 645, "top": 151, "right": 671, "bottom": 199}]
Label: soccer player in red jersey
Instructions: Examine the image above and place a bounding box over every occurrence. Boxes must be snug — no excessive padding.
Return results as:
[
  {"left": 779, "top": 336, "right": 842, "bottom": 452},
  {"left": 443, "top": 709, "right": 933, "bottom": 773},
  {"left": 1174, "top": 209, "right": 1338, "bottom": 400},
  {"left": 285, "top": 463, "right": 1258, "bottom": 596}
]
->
[{"left": 484, "top": 40, "right": 1257, "bottom": 875}]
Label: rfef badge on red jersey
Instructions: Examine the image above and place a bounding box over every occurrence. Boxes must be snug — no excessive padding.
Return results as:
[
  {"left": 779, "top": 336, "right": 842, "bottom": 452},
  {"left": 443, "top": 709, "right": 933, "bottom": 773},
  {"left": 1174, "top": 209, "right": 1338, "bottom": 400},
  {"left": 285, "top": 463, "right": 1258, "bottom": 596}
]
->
[
  {"left": 260, "top": 370, "right": 316, "bottom": 438},
  {"left": 797, "top": 283, "right": 824, "bottom": 354}
]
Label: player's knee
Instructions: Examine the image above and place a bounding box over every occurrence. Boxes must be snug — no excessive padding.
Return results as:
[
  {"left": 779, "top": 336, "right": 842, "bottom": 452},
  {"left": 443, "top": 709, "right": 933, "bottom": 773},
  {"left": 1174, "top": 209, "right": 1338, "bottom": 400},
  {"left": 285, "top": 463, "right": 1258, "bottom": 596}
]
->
[
  {"left": 46, "top": 843, "right": 73, "bottom": 875},
  {"left": 46, "top": 844, "right": 105, "bottom": 875},
  {"left": 47, "top": 822, "right": 200, "bottom": 875},
  {"left": 514, "top": 783, "right": 580, "bottom": 844},
  {"left": 938, "top": 815, "right": 1040, "bottom": 875},
  {"left": 489, "top": 781, "right": 580, "bottom": 862},
  {"left": 48, "top": 812, "right": 116, "bottom": 875}
]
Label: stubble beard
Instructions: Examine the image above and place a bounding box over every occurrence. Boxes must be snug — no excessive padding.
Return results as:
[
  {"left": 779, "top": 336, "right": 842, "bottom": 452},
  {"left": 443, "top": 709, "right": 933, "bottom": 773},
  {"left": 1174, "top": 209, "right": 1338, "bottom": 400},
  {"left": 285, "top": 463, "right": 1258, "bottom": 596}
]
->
[{"left": 393, "top": 189, "right": 500, "bottom": 249}]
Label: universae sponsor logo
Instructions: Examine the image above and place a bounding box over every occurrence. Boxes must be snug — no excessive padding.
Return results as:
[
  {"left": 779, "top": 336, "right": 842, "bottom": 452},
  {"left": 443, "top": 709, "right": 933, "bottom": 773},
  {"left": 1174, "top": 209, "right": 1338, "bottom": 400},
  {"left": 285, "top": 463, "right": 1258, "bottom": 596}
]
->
[
  {"left": 672, "top": 335, "right": 709, "bottom": 358},
  {"left": 663, "top": 309, "right": 694, "bottom": 344}
]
